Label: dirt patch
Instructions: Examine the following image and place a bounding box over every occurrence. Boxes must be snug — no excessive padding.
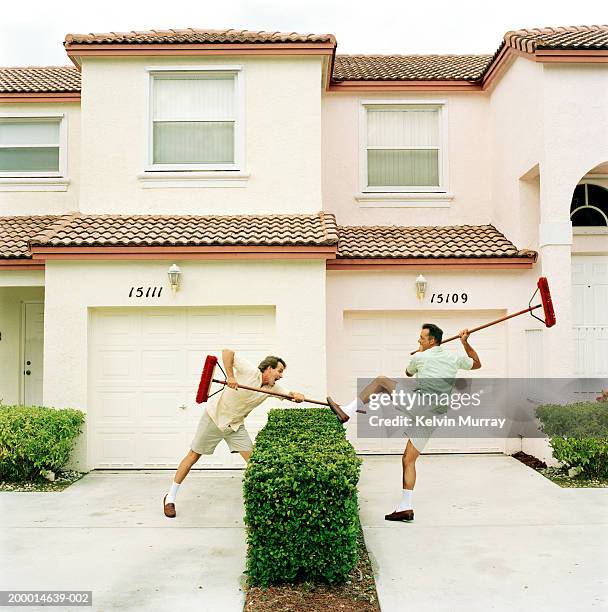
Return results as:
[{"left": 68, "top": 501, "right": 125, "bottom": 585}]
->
[
  {"left": 511, "top": 451, "right": 547, "bottom": 470},
  {"left": 244, "top": 528, "right": 380, "bottom": 612}
]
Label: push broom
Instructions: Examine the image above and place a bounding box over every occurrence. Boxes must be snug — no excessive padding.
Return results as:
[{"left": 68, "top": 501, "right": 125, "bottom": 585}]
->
[{"left": 409, "top": 276, "right": 556, "bottom": 354}]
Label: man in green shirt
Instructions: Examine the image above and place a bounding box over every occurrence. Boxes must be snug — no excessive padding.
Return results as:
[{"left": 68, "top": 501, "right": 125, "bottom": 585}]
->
[{"left": 327, "top": 323, "right": 481, "bottom": 522}]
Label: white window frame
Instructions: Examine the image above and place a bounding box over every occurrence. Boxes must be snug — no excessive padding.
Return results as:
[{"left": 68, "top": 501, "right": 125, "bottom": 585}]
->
[
  {"left": 0, "top": 113, "right": 67, "bottom": 178},
  {"left": 145, "top": 65, "right": 245, "bottom": 173},
  {"left": 572, "top": 180, "right": 608, "bottom": 235},
  {"left": 359, "top": 100, "right": 448, "bottom": 194}
]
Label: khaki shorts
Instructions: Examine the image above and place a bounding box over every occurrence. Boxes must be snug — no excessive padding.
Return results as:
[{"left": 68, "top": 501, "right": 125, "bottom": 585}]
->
[{"left": 191, "top": 410, "right": 253, "bottom": 455}]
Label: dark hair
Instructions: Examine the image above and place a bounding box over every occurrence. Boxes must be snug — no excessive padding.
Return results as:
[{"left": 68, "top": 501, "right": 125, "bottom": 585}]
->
[
  {"left": 258, "top": 355, "right": 286, "bottom": 373},
  {"left": 422, "top": 323, "right": 443, "bottom": 345}
]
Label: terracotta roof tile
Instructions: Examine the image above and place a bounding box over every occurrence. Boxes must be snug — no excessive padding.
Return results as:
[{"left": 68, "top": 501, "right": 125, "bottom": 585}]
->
[
  {"left": 336, "top": 225, "right": 537, "bottom": 259},
  {"left": 0, "top": 215, "right": 64, "bottom": 258},
  {"left": 0, "top": 67, "right": 81, "bottom": 93},
  {"left": 64, "top": 28, "right": 335, "bottom": 46},
  {"left": 28, "top": 213, "right": 339, "bottom": 249},
  {"left": 333, "top": 55, "right": 493, "bottom": 81},
  {"left": 504, "top": 25, "right": 608, "bottom": 54}
]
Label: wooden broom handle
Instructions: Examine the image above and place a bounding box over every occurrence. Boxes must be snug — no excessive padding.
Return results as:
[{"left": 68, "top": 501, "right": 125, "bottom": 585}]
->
[
  {"left": 212, "top": 378, "right": 329, "bottom": 406},
  {"left": 409, "top": 304, "right": 542, "bottom": 355}
]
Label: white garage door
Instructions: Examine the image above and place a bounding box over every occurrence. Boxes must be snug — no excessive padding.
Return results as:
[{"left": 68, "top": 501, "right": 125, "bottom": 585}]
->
[
  {"left": 335, "top": 310, "right": 507, "bottom": 454},
  {"left": 90, "top": 307, "right": 276, "bottom": 469}
]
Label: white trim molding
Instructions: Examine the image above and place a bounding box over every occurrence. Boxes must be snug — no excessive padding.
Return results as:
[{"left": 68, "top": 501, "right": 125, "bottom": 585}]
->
[
  {"left": 355, "top": 191, "right": 453, "bottom": 208},
  {"left": 0, "top": 177, "right": 70, "bottom": 192},
  {"left": 137, "top": 170, "right": 250, "bottom": 189}
]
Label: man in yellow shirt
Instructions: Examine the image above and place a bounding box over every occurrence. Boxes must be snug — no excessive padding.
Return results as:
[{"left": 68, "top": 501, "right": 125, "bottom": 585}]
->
[{"left": 163, "top": 348, "right": 305, "bottom": 518}]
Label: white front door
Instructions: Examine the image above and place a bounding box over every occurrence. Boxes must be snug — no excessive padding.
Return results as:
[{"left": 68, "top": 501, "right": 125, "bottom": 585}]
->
[
  {"left": 572, "top": 256, "right": 608, "bottom": 376},
  {"left": 89, "top": 307, "right": 276, "bottom": 469},
  {"left": 335, "top": 310, "right": 507, "bottom": 454},
  {"left": 23, "top": 302, "right": 44, "bottom": 406}
]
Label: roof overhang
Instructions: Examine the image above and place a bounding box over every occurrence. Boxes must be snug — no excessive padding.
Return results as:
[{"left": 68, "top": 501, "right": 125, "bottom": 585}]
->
[
  {"left": 0, "top": 259, "right": 45, "bottom": 270},
  {"left": 327, "top": 256, "right": 536, "bottom": 270},
  {"left": 328, "top": 80, "right": 482, "bottom": 93},
  {"left": 29, "top": 244, "right": 337, "bottom": 261},
  {"left": 0, "top": 92, "right": 81, "bottom": 103},
  {"left": 65, "top": 42, "right": 336, "bottom": 69}
]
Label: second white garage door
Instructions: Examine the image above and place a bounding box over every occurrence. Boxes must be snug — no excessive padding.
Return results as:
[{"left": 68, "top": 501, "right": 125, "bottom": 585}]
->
[
  {"left": 89, "top": 307, "right": 276, "bottom": 469},
  {"left": 333, "top": 310, "right": 507, "bottom": 454}
]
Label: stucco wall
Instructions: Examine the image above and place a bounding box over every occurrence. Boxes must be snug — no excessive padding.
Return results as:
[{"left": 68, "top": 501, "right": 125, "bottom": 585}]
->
[
  {"left": 42, "top": 259, "right": 327, "bottom": 469},
  {"left": 0, "top": 103, "right": 81, "bottom": 215},
  {"left": 78, "top": 56, "right": 323, "bottom": 215},
  {"left": 0, "top": 286, "right": 45, "bottom": 404},
  {"left": 321, "top": 91, "right": 492, "bottom": 226}
]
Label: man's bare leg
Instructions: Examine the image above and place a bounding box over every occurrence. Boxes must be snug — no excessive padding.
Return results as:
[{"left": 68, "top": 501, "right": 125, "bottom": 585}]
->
[
  {"left": 359, "top": 375, "right": 397, "bottom": 404},
  {"left": 328, "top": 375, "right": 398, "bottom": 423},
  {"left": 174, "top": 449, "right": 202, "bottom": 484},
  {"left": 402, "top": 439, "right": 420, "bottom": 490},
  {"left": 239, "top": 450, "right": 252, "bottom": 463}
]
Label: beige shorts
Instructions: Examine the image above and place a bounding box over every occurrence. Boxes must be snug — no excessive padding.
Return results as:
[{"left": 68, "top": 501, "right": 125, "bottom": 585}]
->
[{"left": 191, "top": 410, "right": 253, "bottom": 455}]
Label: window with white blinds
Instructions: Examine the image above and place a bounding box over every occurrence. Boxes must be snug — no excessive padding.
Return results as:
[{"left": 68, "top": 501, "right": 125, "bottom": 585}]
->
[
  {"left": 363, "top": 104, "right": 444, "bottom": 191},
  {"left": 150, "top": 71, "right": 240, "bottom": 170},
  {"left": 0, "top": 118, "right": 62, "bottom": 176}
]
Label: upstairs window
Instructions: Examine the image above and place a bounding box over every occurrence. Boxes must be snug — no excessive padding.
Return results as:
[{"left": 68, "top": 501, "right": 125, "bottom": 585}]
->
[
  {"left": 149, "top": 70, "right": 242, "bottom": 171},
  {"left": 570, "top": 184, "right": 608, "bottom": 228},
  {"left": 362, "top": 103, "right": 446, "bottom": 192},
  {"left": 0, "top": 117, "right": 64, "bottom": 177}
]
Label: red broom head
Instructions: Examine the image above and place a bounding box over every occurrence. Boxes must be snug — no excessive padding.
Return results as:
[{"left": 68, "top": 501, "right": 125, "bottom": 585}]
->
[
  {"left": 537, "top": 277, "right": 556, "bottom": 328},
  {"left": 196, "top": 355, "right": 218, "bottom": 404}
]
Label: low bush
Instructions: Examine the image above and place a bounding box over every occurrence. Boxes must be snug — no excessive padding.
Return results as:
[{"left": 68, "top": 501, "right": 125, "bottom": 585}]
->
[
  {"left": 243, "top": 408, "right": 361, "bottom": 587},
  {"left": 536, "top": 402, "right": 608, "bottom": 478},
  {"left": 0, "top": 405, "right": 85, "bottom": 481}
]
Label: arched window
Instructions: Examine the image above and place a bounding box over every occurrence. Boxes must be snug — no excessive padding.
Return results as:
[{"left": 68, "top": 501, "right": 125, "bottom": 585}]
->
[{"left": 570, "top": 184, "right": 608, "bottom": 227}]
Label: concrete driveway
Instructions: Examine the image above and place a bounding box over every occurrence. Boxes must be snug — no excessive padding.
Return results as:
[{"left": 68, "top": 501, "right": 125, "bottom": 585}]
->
[
  {"left": 0, "top": 470, "right": 247, "bottom": 611},
  {"left": 359, "top": 454, "right": 608, "bottom": 612},
  {"left": 2, "top": 456, "right": 607, "bottom": 612}
]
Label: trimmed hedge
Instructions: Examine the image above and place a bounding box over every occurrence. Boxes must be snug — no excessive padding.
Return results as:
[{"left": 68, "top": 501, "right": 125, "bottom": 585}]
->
[
  {"left": 0, "top": 405, "right": 85, "bottom": 481},
  {"left": 536, "top": 402, "right": 608, "bottom": 478},
  {"left": 243, "top": 408, "right": 361, "bottom": 586}
]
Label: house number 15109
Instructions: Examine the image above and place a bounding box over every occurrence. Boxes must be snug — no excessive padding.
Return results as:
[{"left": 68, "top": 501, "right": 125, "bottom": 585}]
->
[
  {"left": 128, "top": 286, "right": 163, "bottom": 298},
  {"left": 430, "top": 293, "right": 468, "bottom": 303}
]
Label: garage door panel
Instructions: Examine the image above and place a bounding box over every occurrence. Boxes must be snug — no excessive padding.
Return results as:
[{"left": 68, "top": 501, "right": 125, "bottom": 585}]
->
[
  {"left": 98, "top": 350, "right": 139, "bottom": 382},
  {"left": 96, "top": 390, "right": 139, "bottom": 426},
  {"left": 91, "top": 307, "right": 276, "bottom": 469},
  {"left": 142, "top": 312, "right": 185, "bottom": 344},
  {"left": 96, "top": 433, "right": 137, "bottom": 468},
  {"left": 141, "top": 349, "right": 184, "bottom": 382}
]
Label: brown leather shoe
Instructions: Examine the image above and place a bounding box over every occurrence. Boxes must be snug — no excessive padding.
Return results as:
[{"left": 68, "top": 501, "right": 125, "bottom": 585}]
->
[
  {"left": 326, "top": 396, "right": 349, "bottom": 423},
  {"left": 385, "top": 509, "right": 414, "bottom": 522},
  {"left": 163, "top": 494, "right": 176, "bottom": 518}
]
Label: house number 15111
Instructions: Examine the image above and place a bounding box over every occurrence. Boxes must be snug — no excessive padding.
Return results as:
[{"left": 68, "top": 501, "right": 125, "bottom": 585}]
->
[{"left": 128, "top": 286, "right": 163, "bottom": 298}]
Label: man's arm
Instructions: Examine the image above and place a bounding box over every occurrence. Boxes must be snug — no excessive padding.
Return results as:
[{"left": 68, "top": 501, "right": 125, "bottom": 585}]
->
[
  {"left": 222, "top": 348, "right": 239, "bottom": 389},
  {"left": 459, "top": 330, "right": 482, "bottom": 370}
]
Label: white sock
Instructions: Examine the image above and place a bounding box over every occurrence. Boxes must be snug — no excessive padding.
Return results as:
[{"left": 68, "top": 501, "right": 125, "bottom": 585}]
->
[
  {"left": 166, "top": 481, "right": 180, "bottom": 504},
  {"left": 396, "top": 489, "right": 413, "bottom": 512},
  {"left": 343, "top": 398, "right": 364, "bottom": 418}
]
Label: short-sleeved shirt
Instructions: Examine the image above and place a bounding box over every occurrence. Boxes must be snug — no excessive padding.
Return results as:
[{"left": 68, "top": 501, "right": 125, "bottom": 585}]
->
[
  {"left": 406, "top": 346, "right": 474, "bottom": 397},
  {"left": 207, "top": 355, "right": 289, "bottom": 431}
]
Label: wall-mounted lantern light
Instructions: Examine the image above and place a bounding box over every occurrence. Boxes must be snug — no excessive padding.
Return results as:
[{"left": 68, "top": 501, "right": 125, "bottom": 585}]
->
[
  {"left": 415, "top": 274, "right": 427, "bottom": 300},
  {"left": 168, "top": 264, "right": 182, "bottom": 294}
]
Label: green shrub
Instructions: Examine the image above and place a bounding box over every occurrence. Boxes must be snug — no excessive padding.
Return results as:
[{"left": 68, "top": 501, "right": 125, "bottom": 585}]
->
[
  {"left": 0, "top": 405, "right": 85, "bottom": 481},
  {"left": 243, "top": 408, "right": 361, "bottom": 587},
  {"left": 536, "top": 402, "right": 608, "bottom": 478}
]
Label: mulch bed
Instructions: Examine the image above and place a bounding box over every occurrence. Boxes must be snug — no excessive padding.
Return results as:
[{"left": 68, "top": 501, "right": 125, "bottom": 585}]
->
[
  {"left": 511, "top": 451, "right": 547, "bottom": 470},
  {"left": 244, "top": 528, "right": 380, "bottom": 612},
  {"left": 511, "top": 451, "right": 608, "bottom": 488},
  {"left": 0, "top": 470, "right": 85, "bottom": 492}
]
